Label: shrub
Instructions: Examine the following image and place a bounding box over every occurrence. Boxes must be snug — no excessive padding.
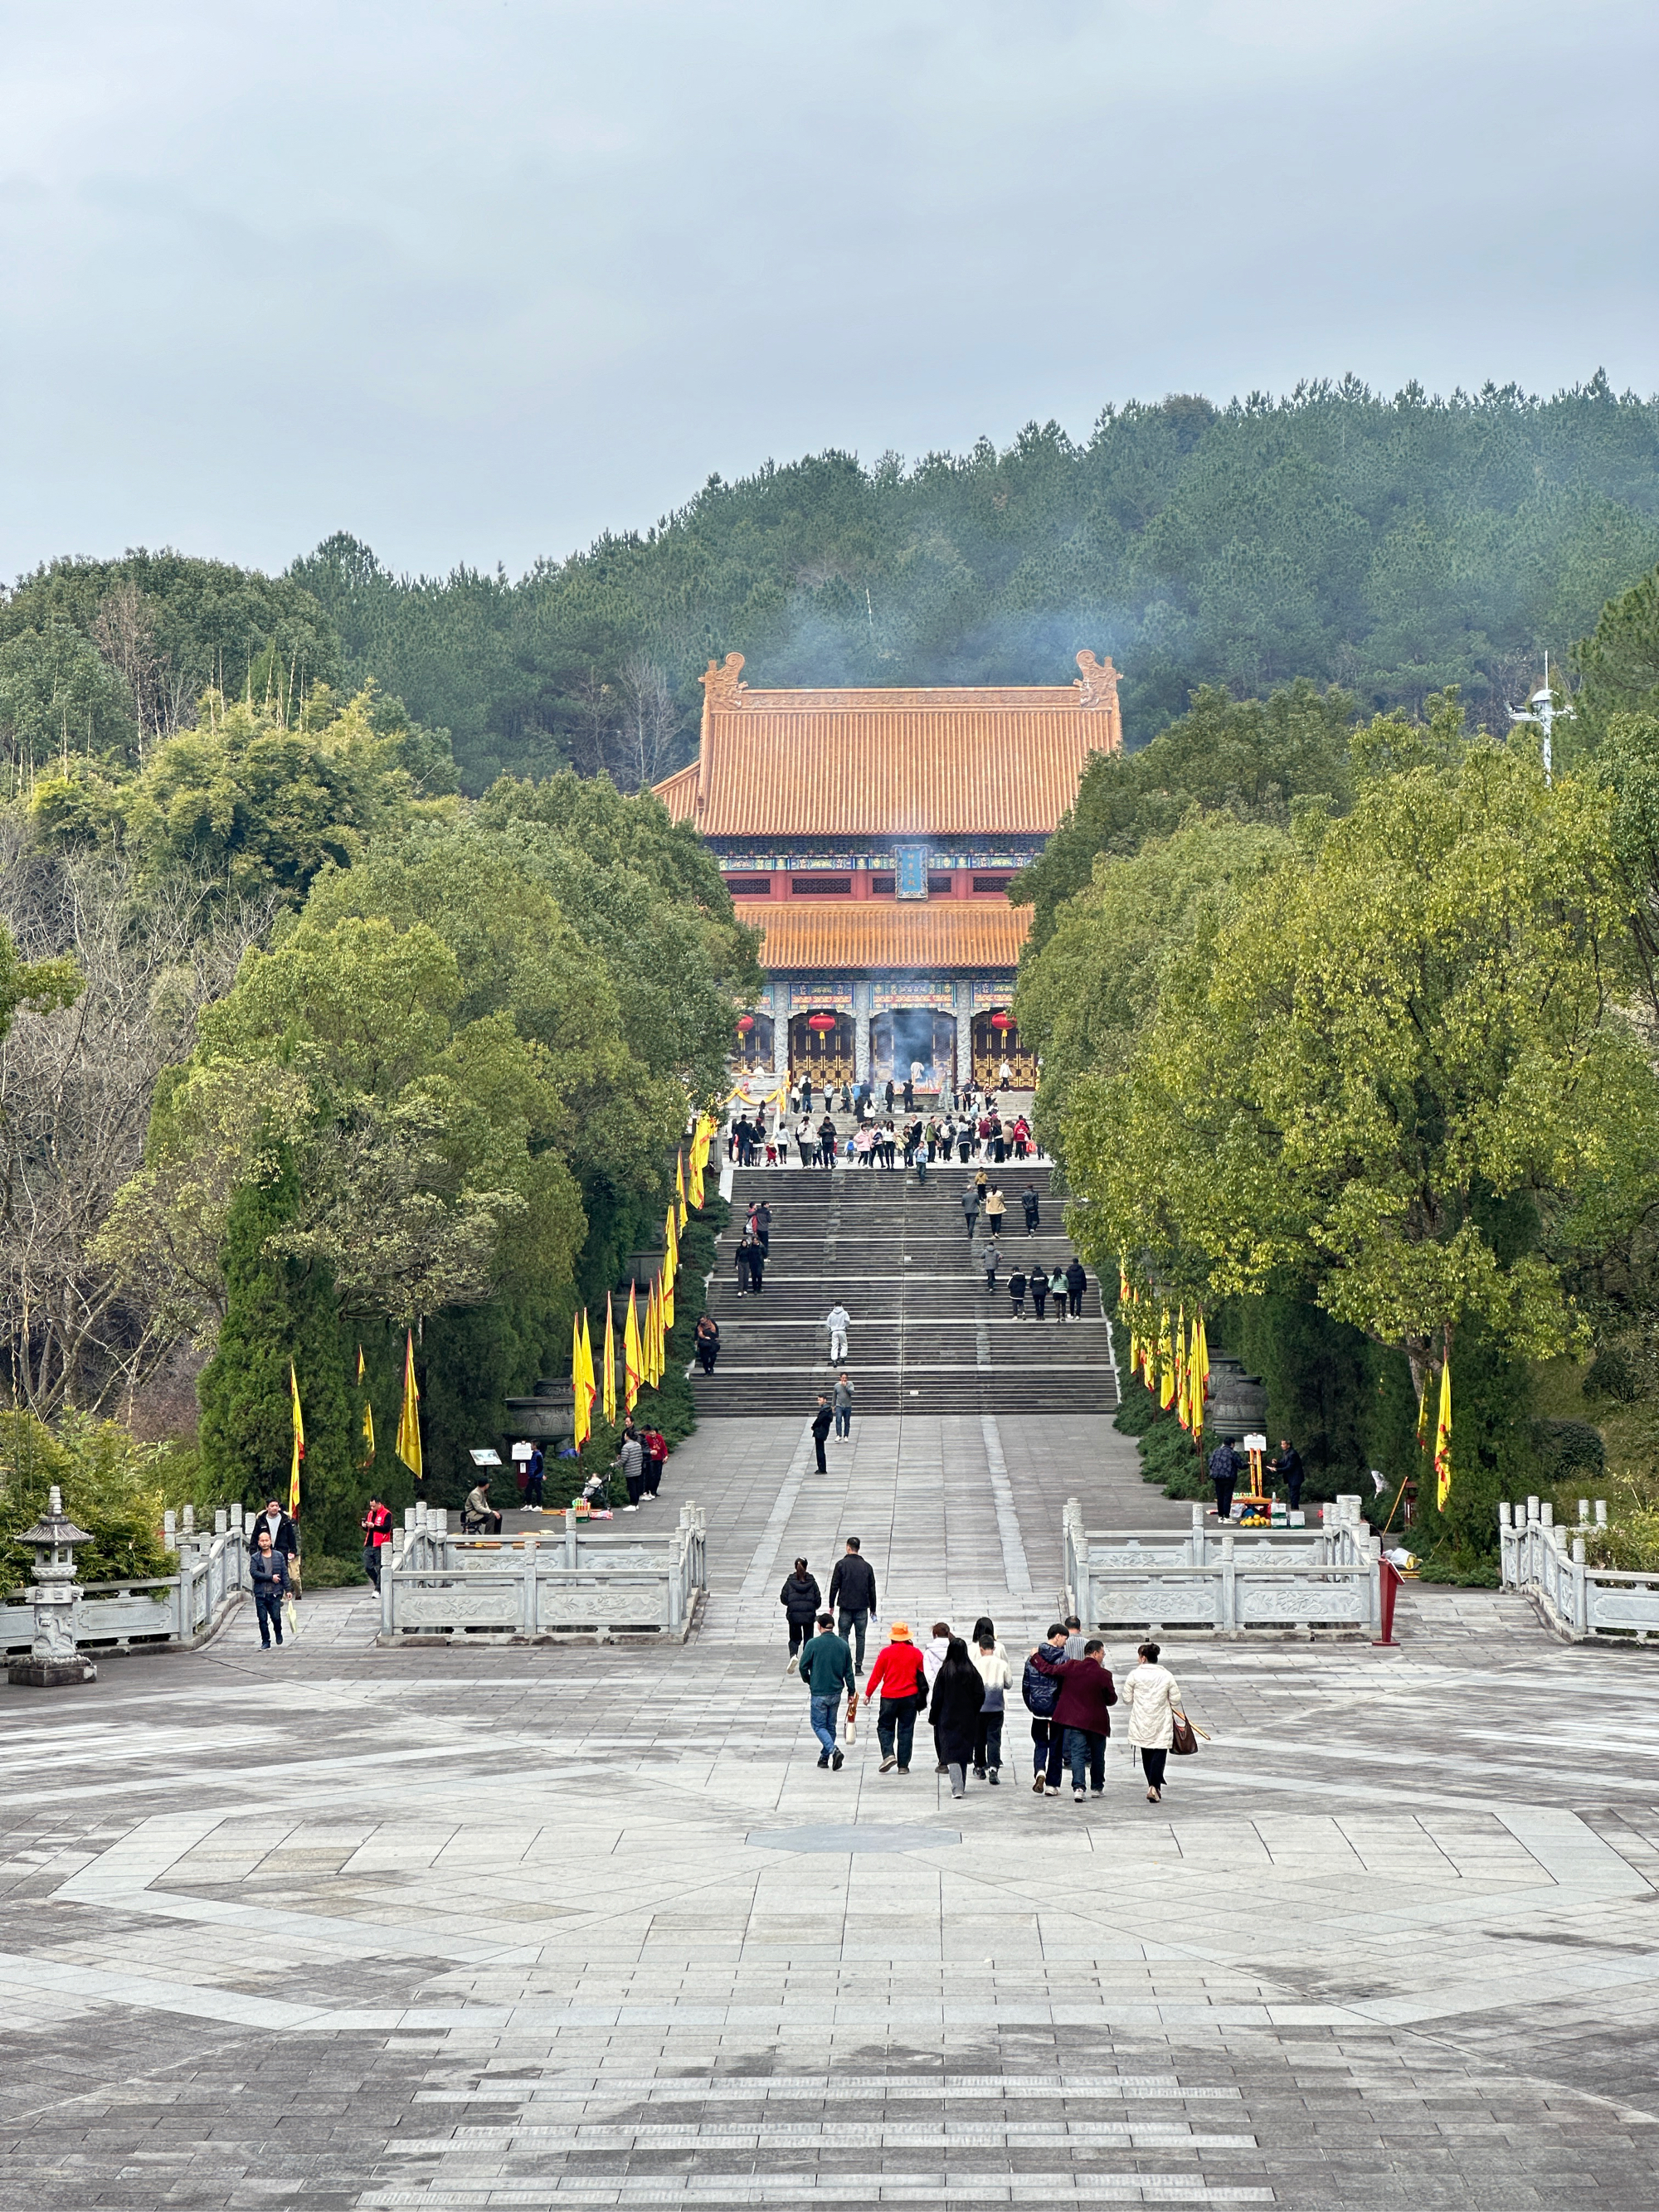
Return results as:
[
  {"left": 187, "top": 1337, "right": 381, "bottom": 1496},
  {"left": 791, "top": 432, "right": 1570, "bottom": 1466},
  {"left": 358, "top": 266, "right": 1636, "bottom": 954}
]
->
[{"left": 1584, "top": 1344, "right": 1642, "bottom": 1403}]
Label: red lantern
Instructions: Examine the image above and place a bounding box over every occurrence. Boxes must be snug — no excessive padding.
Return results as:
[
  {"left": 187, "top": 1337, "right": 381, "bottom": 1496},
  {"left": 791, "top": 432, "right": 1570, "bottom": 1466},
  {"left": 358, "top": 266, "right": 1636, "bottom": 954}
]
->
[
  {"left": 736, "top": 1014, "right": 755, "bottom": 1033},
  {"left": 990, "top": 1010, "right": 1015, "bottom": 1031},
  {"left": 807, "top": 1012, "right": 838, "bottom": 1033}
]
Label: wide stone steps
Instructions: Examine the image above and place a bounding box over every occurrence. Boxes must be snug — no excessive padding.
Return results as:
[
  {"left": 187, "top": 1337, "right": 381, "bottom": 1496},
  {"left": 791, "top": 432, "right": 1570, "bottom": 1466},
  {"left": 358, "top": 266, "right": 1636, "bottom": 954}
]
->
[{"left": 694, "top": 1162, "right": 1118, "bottom": 1418}]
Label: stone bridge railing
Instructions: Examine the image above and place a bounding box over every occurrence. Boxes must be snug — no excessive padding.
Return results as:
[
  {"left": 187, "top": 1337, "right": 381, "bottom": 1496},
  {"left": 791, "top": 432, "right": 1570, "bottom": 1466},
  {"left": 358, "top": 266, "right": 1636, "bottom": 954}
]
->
[
  {"left": 1063, "top": 1495, "right": 1381, "bottom": 1636},
  {"left": 379, "top": 1500, "right": 708, "bottom": 1641},
  {"left": 1498, "top": 1497, "right": 1659, "bottom": 1641},
  {"left": 2, "top": 1502, "right": 249, "bottom": 1662}
]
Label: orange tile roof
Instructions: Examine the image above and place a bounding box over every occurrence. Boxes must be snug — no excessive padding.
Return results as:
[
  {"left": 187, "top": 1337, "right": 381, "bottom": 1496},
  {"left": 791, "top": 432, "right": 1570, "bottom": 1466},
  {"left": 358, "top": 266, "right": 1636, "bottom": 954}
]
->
[
  {"left": 654, "top": 652, "right": 1121, "bottom": 840},
  {"left": 734, "top": 897, "right": 1031, "bottom": 972}
]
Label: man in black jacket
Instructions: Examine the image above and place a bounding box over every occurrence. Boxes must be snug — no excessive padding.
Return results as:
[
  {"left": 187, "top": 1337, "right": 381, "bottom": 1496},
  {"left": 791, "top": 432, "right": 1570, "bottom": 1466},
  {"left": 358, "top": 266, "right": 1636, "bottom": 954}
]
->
[
  {"left": 827, "top": 1537, "right": 878, "bottom": 1668},
  {"left": 810, "top": 1396, "right": 834, "bottom": 1472},
  {"left": 1065, "top": 1257, "right": 1087, "bottom": 1318},
  {"left": 248, "top": 1499, "right": 299, "bottom": 1565}
]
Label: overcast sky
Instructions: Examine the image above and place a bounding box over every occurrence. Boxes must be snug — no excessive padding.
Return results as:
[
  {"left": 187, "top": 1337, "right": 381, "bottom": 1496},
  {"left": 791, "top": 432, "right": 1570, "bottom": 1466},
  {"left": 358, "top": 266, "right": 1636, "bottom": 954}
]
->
[{"left": 2, "top": 0, "right": 1655, "bottom": 584}]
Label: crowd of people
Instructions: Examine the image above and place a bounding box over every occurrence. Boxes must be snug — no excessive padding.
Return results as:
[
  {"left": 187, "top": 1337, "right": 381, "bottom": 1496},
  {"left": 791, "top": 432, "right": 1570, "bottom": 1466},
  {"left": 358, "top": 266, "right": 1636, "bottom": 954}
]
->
[
  {"left": 785, "top": 1542, "right": 1190, "bottom": 1803},
  {"left": 724, "top": 1076, "right": 1040, "bottom": 1173}
]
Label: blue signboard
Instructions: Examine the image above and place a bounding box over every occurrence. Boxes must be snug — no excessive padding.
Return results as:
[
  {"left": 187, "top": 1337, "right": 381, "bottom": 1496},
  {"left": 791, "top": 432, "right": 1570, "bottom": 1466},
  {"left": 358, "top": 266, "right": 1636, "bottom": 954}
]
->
[{"left": 895, "top": 844, "right": 928, "bottom": 898}]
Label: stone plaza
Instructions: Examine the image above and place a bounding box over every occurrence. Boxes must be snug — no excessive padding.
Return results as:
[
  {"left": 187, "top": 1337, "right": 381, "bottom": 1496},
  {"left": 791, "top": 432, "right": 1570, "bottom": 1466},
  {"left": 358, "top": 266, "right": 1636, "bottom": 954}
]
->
[{"left": 5, "top": 1401, "right": 1659, "bottom": 2211}]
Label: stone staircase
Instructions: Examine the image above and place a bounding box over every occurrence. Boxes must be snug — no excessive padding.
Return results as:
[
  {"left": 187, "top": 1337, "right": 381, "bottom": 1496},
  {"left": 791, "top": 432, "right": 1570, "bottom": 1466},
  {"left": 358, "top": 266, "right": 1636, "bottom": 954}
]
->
[{"left": 692, "top": 1153, "right": 1120, "bottom": 1417}]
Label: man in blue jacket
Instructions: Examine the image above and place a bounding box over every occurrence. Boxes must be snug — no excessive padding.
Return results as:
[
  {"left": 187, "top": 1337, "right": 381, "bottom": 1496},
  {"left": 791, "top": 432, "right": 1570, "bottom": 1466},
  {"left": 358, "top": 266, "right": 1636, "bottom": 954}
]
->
[{"left": 798, "top": 1611, "right": 856, "bottom": 1771}]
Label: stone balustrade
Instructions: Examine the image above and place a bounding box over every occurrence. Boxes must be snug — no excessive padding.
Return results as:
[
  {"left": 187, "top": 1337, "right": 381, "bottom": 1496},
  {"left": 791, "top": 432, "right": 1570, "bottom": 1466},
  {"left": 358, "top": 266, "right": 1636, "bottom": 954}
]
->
[
  {"left": 1063, "top": 1494, "right": 1381, "bottom": 1636},
  {"left": 1497, "top": 1496, "right": 1659, "bottom": 1641},
  {"left": 2, "top": 1501, "right": 249, "bottom": 1667},
  {"left": 379, "top": 1500, "right": 708, "bottom": 1641}
]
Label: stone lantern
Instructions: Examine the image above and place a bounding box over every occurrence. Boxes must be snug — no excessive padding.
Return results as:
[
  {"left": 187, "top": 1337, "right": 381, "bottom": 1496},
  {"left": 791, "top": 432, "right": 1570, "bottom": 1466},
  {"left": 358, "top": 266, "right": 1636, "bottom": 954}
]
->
[{"left": 7, "top": 1484, "right": 98, "bottom": 1688}]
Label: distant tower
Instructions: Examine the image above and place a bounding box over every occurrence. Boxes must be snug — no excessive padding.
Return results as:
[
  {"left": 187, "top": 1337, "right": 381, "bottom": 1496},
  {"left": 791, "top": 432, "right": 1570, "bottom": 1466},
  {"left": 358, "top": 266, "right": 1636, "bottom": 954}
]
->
[{"left": 1506, "top": 652, "right": 1574, "bottom": 786}]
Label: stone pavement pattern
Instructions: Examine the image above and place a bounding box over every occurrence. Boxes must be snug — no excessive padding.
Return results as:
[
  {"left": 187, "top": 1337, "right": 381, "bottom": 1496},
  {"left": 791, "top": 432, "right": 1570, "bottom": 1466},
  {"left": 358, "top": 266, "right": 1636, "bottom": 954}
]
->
[{"left": 5, "top": 1409, "right": 1659, "bottom": 2209}]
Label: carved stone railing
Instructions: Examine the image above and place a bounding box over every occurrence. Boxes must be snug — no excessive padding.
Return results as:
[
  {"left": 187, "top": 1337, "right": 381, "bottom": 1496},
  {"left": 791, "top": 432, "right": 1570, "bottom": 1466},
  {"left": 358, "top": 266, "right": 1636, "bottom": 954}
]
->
[
  {"left": 1498, "top": 1496, "right": 1659, "bottom": 1641},
  {"left": 1, "top": 1502, "right": 249, "bottom": 1660},
  {"left": 379, "top": 1500, "right": 708, "bottom": 1641},
  {"left": 1063, "top": 1495, "right": 1380, "bottom": 1636}
]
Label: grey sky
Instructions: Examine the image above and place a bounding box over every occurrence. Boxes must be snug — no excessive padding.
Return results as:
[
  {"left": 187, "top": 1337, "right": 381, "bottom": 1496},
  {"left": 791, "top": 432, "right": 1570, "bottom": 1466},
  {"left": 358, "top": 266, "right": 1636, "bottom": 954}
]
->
[{"left": 3, "top": 0, "right": 1655, "bottom": 583}]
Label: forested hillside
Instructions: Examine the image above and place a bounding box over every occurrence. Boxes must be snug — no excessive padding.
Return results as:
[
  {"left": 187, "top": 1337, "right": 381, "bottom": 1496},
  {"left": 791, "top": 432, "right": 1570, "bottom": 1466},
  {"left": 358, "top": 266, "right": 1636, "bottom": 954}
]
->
[
  {"left": 286, "top": 374, "right": 1659, "bottom": 790},
  {"left": 5, "top": 375, "right": 1657, "bottom": 800}
]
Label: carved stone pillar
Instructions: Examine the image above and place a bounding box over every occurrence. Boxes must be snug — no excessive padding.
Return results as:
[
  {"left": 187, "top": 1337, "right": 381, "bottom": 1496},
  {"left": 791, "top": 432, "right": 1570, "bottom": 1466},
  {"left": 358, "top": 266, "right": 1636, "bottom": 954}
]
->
[{"left": 8, "top": 1485, "right": 97, "bottom": 1688}]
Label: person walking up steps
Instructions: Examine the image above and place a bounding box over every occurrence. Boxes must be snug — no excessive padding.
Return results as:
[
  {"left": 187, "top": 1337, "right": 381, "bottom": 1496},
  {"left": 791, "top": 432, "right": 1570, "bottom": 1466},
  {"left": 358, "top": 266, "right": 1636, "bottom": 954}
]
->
[
  {"left": 780, "top": 1558, "right": 821, "bottom": 1665},
  {"left": 1021, "top": 1182, "right": 1040, "bottom": 1235},
  {"left": 828, "top": 1535, "right": 877, "bottom": 1669},
  {"left": 1008, "top": 1266, "right": 1026, "bottom": 1319},
  {"left": 1030, "top": 1264, "right": 1048, "bottom": 1320},
  {"left": 798, "top": 1611, "right": 854, "bottom": 1769},
  {"left": 1023, "top": 1622, "right": 1070, "bottom": 1793},
  {"left": 1065, "top": 1256, "right": 1086, "bottom": 1319},
  {"left": 866, "top": 1622, "right": 929, "bottom": 1773},
  {"left": 1121, "top": 1639, "right": 1185, "bottom": 1803},
  {"left": 961, "top": 1180, "right": 980, "bottom": 1242},
  {"left": 825, "top": 1301, "right": 850, "bottom": 1365},
  {"left": 932, "top": 1638, "right": 988, "bottom": 1800},
  {"left": 833, "top": 1372, "right": 854, "bottom": 1441},
  {"left": 971, "top": 1623, "right": 1011, "bottom": 1782},
  {"left": 984, "top": 1183, "right": 1006, "bottom": 1239},
  {"left": 1049, "top": 1262, "right": 1069, "bottom": 1319}
]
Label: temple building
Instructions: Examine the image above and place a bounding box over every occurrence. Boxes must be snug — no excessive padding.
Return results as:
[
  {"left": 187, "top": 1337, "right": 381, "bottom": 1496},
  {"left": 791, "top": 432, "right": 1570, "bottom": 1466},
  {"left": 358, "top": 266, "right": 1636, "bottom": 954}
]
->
[{"left": 654, "top": 648, "right": 1122, "bottom": 1091}]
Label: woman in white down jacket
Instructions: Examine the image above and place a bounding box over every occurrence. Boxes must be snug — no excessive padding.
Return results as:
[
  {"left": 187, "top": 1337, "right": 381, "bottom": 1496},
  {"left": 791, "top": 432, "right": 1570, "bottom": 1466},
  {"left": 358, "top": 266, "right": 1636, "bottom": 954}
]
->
[{"left": 1120, "top": 1639, "right": 1184, "bottom": 1803}]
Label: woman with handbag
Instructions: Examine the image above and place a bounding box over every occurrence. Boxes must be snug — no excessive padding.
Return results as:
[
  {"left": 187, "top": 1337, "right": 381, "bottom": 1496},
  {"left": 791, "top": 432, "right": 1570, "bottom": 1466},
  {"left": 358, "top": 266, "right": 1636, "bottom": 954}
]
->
[{"left": 1121, "top": 1639, "right": 1188, "bottom": 1802}]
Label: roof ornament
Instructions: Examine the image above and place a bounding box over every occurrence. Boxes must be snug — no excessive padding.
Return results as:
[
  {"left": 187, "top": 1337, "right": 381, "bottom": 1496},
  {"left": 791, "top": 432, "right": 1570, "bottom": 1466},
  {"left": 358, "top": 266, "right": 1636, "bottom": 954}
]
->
[
  {"left": 699, "top": 652, "right": 747, "bottom": 712},
  {"left": 1074, "top": 650, "right": 1120, "bottom": 710}
]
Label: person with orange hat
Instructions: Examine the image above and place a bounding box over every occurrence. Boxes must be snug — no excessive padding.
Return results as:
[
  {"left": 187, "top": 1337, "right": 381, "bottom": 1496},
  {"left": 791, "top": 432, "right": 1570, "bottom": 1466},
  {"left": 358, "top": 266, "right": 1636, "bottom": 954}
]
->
[{"left": 864, "top": 1622, "right": 930, "bottom": 1774}]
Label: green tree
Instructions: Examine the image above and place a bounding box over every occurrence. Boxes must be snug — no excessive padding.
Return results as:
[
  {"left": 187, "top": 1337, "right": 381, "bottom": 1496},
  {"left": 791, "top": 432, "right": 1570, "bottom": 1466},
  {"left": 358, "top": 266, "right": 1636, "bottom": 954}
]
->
[
  {"left": 1065, "top": 727, "right": 1659, "bottom": 1550},
  {"left": 1013, "top": 681, "right": 1355, "bottom": 944},
  {"left": 196, "top": 1150, "right": 357, "bottom": 1552},
  {"left": 1574, "top": 561, "right": 1659, "bottom": 727}
]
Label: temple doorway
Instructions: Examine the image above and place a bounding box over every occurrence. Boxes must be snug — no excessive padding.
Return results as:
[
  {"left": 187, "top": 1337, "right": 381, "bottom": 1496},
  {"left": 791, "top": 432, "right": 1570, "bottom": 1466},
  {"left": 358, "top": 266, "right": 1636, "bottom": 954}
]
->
[
  {"left": 872, "top": 1008, "right": 956, "bottom": 1091},
  {"left": 972, "top": 1011, "right": 1037, "bottom": 1087},
  {"left": 732, "top": 1012, "right": 774, "bottom": 1072},
  {"left": 789, "top": 1010, "right": 854, "bottom": 1089}
]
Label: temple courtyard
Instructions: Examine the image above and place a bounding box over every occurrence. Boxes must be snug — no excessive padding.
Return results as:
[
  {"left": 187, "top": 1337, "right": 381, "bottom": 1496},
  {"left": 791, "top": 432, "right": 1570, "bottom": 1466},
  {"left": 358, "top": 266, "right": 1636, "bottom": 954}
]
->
[{"left": 4, "top": 1410, "right": 1659, "bottom": 2210}]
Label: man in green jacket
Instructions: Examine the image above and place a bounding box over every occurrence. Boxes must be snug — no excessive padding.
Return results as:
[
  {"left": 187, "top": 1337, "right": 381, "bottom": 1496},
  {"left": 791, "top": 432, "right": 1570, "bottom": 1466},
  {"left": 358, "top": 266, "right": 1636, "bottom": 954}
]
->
[{"left": 798, "top": 1611, "right": 856, "bottom": 1771}]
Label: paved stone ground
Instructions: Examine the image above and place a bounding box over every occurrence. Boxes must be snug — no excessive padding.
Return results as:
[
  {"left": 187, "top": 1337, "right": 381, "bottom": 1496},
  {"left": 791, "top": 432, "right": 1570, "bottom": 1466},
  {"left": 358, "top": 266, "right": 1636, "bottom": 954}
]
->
[{"left": 5, "top": 1412, "right": 1659, "bottom": 2210}]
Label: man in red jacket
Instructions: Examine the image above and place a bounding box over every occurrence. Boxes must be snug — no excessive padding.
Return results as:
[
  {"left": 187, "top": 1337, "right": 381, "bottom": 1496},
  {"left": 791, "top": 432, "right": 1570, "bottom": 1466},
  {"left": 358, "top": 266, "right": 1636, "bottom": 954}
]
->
[
  {"left": 1034, "top": 1635, "right": 1117, "bottom": 1801},
  {"left": 864, "top": 1622, "right": 929, "bottom": 1774}
]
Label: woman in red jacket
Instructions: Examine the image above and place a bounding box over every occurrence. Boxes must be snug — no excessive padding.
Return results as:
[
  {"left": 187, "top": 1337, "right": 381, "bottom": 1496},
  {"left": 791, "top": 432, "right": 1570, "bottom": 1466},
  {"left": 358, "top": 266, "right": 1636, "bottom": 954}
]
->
[{"left": 864, "top": 1622, "right": 929, "bottom": 1774}]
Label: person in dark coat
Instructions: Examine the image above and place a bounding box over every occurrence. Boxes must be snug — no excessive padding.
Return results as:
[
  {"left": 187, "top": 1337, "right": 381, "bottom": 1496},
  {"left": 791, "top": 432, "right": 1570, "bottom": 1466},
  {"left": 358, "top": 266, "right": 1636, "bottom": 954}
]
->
[
  {"left": 827, "top": 1536, "right": 877, "bottom": 1667},
  {"left": 1009, "top": 1267, "right": 1027, "bottom": 1319},
  {"left": 250, "top": 1529, "right": 289, "bottom": 1649},
  {"left": 1065, "top": 1257, "right": 1087, "bottom": 1318},
  {"left": 694, "top": 1315, "right": 720, "bottom": 1373},
  {"left": 1271, "top": 1437, "right": 1305, "bottom": 1510},
  {"left": 810, "top": 1395, "right": 833, "bottom": 1473},
  {"left": 1209, "top": 1437, "right": 1239, "bottom": 1522},
  {"left": 1031, "top": 1634, "right": 1117, "bottom": 1799},
  {"left": 779, "top": 1558, "right": 821, "bottom": 1660},
  {"left": 248, "top": 1499, "right": 299, "bottom": 1563},
  {"left": 931, "top": 1637, "right": 989, "bottom": 1800},
  {"left": 747, "top": 1240, "right": 766, "bottom": 1296},
  {"left": 961, "top": 1184, "right": 980, "bottom": 1242},
  {"left": 818, "top": 1116, "right": 839, "bottom": 1169},
  {"left": 755, "top": 1202, "right": 772, "bottom": 1257},
  {"left": 1021, "top": 1184, "right": 1040, "bottom": 1235}
]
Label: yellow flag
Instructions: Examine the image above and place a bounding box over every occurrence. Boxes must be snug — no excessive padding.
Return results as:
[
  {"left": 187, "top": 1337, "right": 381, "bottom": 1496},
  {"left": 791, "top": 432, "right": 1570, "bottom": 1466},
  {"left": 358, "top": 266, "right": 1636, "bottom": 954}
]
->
[
  {"left": 288, "top": 1360, "right": 304, "bottom": 1517},
  {"left": 624, "top": 1285, "right": 642, "bottom": 1413},
  {"left": 663, "top": 1213, "right": 678, "bottom": 1331},
  {"left": 396, "top": 1330, "right": 423, "bottom": 1479},
  {"left": 646, "top": 1278, "right": 662, "bottom": 1386},
  {"left": 1191, "top": 1313, "right": 1208, "bottom": 1446},
  {"left": 356, "top": 1345, "right": 375, "bottom": 1466},
  {"left": 1158, "top": 1312, "right": 1175, "bottom": 1411},
  {"left": 572, "top": 1312, "right": 591, "bottom": 1451},
  {"left": 602, "top": 1291, "right": 617, "bottom": 1426},
  {"left": 1434, "top": 1356, "right": 1452, "bottom": 1509},
  {"left": 1175, "top": 1305, "right": 1188, "bottom": 1431},
  {"left": 676, "top": 1149, "right": 688, "bottom": 1229}
]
